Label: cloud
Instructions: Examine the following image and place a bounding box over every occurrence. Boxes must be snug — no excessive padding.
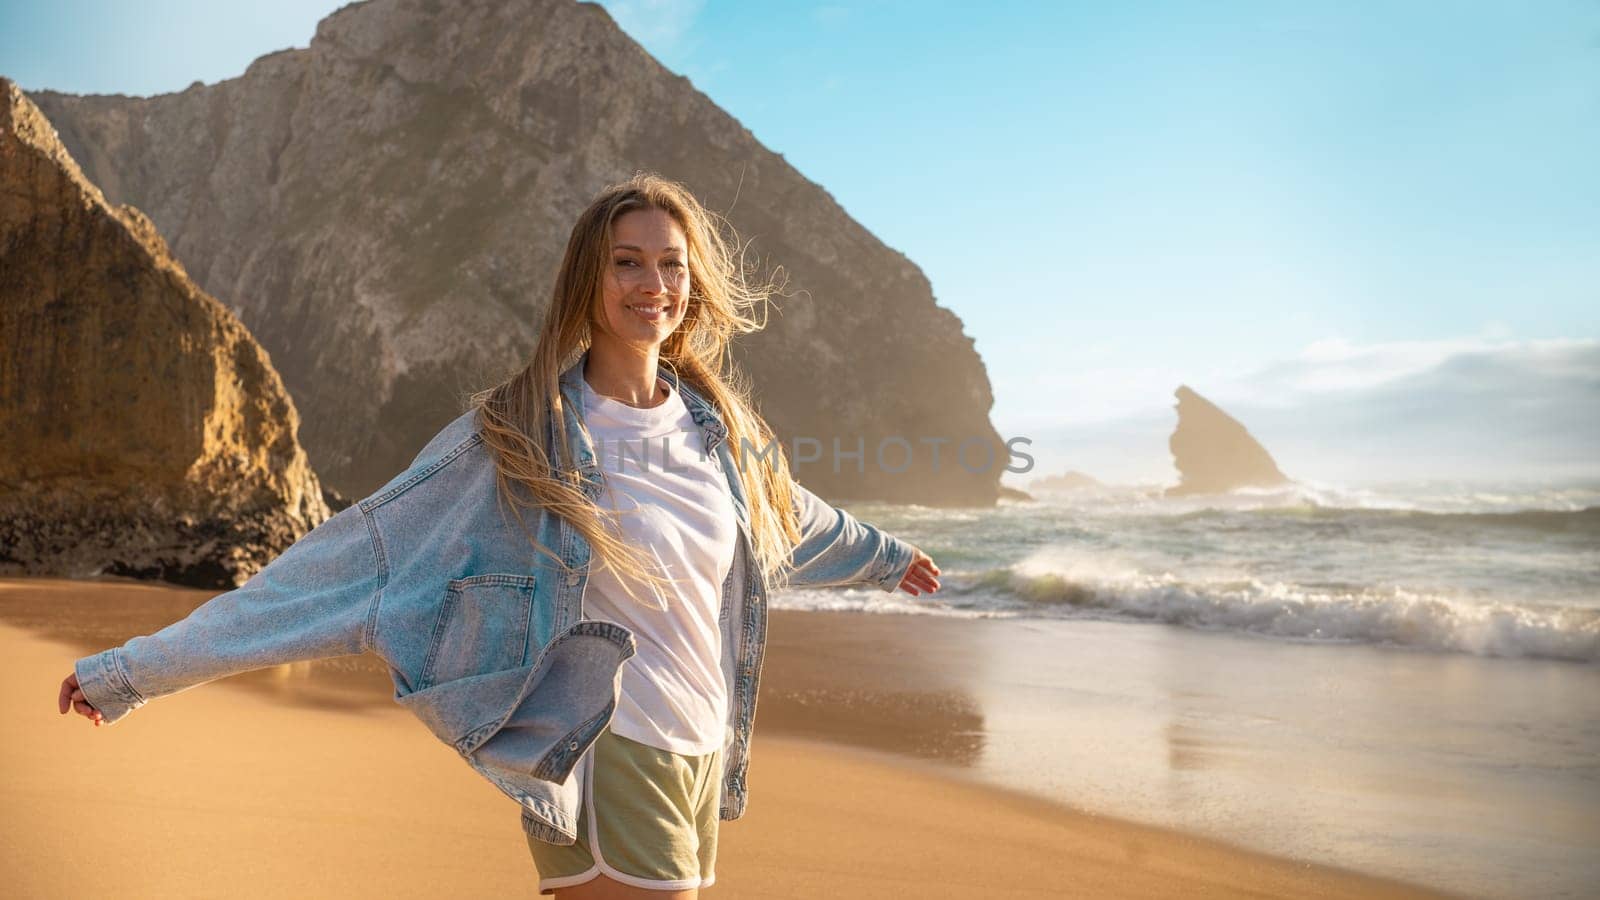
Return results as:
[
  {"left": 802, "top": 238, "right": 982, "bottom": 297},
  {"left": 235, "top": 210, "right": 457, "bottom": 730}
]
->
[
  {"left": 1232, "top": 338, "right": 1600, "bottom": 481},
  {"left": 1013, "top": 337, "right": 1600, "bottom": 486},
  {"left": 1222, "top": 336, "right": 1597, "bottom": 404}
]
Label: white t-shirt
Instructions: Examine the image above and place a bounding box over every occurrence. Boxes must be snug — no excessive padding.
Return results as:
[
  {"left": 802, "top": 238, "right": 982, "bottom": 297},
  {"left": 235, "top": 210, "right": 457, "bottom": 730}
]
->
[{"left": 580, "top": 375, "right": 737, "bottom": 756}]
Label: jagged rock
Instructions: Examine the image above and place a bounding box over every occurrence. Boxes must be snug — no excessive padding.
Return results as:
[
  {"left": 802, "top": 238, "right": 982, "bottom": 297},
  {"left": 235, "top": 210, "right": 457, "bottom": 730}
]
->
[
  {"left": 0, "top": 79, "right": 330, "bottom": 588},
  {"left": 1164, "top": 386, "right": 1290, "bottom": 496},
  {"left": 33, "top": 0, "right": 1001, "bottom": 505},
  {"left": 1030, "top": 470, "right": 1103, "bottom": 493}
]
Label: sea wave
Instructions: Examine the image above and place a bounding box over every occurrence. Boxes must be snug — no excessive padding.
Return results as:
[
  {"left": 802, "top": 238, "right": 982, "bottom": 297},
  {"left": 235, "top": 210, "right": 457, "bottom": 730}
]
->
[
  {"left": 772, "top": 558, "right": 1600, "bottom": 664},
  {"left": 990, "top": 562, "right": 1599, "bottom": 662},
  {"left": 819, "top": 481, "right": 1599, "bottom": 662}
]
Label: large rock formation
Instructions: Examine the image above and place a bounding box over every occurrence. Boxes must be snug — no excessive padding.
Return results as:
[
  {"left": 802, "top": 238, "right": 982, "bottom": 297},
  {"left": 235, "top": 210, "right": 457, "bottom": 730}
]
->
[
  {"left": 31, "top": 0, "right": 1001, "bottom": 505},
  {"left": 0, "top": 79, "right": 330, "bottom": 587},
  {"left": 1165, "top": 386, "right": 1290, "bottom": 496}
]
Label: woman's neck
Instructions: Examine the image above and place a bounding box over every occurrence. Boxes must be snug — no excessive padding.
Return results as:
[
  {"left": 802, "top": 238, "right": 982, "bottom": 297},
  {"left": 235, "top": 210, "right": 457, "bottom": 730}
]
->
[{"left": 584, "top": 340, "right": 667, "bottom": 408}]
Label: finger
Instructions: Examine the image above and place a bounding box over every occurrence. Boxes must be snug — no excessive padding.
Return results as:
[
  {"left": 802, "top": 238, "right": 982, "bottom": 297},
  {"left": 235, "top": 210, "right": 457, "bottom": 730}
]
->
[
  {"left": 58, "top": 680, "right": 71, "bottom": 715},
  {"left": 73, "top": 699, "right": 98, "bottom": 718}
]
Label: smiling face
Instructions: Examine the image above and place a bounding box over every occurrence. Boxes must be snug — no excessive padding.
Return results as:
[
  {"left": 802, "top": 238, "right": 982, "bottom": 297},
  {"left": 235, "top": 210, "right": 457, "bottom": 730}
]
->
[{"left": 593, "top": 206, "right": 691, "bottom": 355}]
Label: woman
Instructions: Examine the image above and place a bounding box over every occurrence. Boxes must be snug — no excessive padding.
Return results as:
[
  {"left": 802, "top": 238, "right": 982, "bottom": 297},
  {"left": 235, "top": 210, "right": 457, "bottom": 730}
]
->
[{"left": 59, "top": 173, "right": 940, "bottom": 898}]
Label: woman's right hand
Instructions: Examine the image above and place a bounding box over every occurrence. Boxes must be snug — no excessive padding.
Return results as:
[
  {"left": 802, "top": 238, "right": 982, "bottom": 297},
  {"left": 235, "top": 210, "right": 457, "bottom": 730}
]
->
[{"left": 58, "top": 672, "right": 104, "bottom": 727}]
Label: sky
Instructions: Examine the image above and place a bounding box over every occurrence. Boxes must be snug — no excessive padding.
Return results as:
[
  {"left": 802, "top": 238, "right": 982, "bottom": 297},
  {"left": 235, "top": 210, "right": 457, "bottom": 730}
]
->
[{"left": 4, "top": 0, "right": 1596, "bottom": 485}]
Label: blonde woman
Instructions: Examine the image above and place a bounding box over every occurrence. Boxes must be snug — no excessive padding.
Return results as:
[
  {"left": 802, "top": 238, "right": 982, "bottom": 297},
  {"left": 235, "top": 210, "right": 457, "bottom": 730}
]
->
[{"left": 59, "top": 173, "right": 942, "bottom": 898}]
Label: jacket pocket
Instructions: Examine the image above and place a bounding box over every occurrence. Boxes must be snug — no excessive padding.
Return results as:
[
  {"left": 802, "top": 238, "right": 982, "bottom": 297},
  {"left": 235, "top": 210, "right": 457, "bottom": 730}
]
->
[
  {"left": 418, "top": 574, "right": 537, "bottom": 691},
  {"left": 395, "top": 618, "right": 637, "bottom": 830}
]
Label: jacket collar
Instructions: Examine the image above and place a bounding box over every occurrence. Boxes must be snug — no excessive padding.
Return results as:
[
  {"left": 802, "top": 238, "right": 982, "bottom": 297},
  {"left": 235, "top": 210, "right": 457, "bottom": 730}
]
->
[{"left": 555, "top": 351, "right": 729, "bottom": 459}]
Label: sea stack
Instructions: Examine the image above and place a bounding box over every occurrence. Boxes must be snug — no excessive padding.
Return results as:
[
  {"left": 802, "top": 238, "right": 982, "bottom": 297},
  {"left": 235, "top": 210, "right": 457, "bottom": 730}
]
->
[
  {"left": 1165, "top": 386, "right": 1290, "bottom": 496},
  {"left": 0, "top": 79, "right": 330, "bottom": 588},
  {"left": 33, "top": 0, "right": 1002, "bottom": 505}
]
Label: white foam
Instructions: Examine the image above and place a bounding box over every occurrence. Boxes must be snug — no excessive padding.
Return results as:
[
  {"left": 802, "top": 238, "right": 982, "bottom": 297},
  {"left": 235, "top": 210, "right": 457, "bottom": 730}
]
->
[
  {"left": 805, "top": 480, "right": 1599, "bottom": 663},
  {"left": 999, "top": 549, "right": 1599, "bottom": 662},
  {"left": 772, "top": 551, "right": 1600, "bottom": 664}
]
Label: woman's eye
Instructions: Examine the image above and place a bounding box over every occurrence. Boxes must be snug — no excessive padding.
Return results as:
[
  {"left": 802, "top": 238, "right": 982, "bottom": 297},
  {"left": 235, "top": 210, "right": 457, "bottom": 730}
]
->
[
  {"left": 664, "top": 260, "right": 685, "bottom": 269},
  {"left": 614, "top": 259, "right": 638, "bottom": 267}
]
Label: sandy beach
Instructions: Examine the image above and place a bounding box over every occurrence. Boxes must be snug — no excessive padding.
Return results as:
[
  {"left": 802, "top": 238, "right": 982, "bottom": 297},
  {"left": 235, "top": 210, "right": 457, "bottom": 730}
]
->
[{"left": 3, "top": 577, "right": 1452, "bottom": 898}]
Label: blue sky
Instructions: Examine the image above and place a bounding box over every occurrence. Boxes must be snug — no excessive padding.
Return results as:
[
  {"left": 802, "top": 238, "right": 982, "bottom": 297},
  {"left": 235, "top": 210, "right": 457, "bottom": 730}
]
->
[{"left": 4, "top": 0, "right": 1596, "bottom": 483}]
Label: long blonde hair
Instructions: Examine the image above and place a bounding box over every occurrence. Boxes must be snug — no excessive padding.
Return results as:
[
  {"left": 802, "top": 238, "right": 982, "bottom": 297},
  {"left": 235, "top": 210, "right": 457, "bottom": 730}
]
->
[{"left": 471, "top": 173, "right": 801, "bottom": 597}]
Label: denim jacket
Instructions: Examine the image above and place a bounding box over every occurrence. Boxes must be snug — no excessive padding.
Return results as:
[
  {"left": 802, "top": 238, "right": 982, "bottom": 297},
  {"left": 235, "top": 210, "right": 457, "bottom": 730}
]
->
[{"left": 74, "top": 355, "right": 916, "bottom": 844}]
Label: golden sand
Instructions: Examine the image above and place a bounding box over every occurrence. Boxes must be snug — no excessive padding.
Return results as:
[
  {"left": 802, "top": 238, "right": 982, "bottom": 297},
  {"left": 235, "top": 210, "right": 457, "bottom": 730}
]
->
[{"left": 2, "top": 580, "right": 1445, "bottom": 898}]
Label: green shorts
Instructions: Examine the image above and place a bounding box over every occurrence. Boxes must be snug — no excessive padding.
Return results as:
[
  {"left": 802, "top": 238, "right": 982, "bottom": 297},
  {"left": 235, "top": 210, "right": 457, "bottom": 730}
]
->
[{"left": 528, "top": 727, "right": 723, "bottom": 895}]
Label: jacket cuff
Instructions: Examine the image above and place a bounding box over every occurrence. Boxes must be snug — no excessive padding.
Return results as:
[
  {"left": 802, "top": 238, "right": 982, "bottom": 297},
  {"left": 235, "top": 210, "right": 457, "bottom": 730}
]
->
[
  {"left": 74, "top": 648, "right": 146, "bottom": 725},
  {"left": 870, "top": 532, "right": 917, "bottom": 593}
]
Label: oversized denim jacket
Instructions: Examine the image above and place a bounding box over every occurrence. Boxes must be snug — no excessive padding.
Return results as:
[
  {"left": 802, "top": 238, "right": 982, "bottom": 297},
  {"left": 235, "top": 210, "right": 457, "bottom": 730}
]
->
[{"left": 74, "top": 356, "right": 916, "bottom": 844}]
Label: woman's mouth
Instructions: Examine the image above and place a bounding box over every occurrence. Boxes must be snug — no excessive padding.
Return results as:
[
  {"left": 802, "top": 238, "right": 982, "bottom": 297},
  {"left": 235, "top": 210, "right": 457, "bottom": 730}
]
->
[{"left": 626, "top": 302, "right": 671, "bottom": 322}]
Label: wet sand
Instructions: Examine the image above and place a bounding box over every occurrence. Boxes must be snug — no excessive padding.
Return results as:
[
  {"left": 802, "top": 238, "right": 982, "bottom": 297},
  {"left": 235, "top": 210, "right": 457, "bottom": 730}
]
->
[
  {"left": 758, "top": 609, "right": 1600, "bottom": 899},
  {"left": 3, "top": 577, "right": 1449, "bottom": 898}
]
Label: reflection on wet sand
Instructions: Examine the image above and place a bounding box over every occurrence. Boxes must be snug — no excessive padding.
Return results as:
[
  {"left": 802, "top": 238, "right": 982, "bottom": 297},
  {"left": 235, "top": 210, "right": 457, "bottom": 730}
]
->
[
  {"left": 759, "top": 609, "right": 987, "bottom": 765},
  {"left": 759, "top": 685, "right": 985, "bottom": 765},
  {"left": 1164, "top": 721, "right": 1255, "bottom": 772}
]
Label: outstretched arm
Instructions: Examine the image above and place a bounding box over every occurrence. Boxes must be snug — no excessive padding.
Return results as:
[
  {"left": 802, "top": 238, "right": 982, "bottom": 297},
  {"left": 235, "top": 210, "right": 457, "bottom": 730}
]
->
[
  {"left": 787, "top": 481, "right": 940, "bottom": 596},
  {"left": 63, "top": 503, "right": 383, "bottom": 726}
]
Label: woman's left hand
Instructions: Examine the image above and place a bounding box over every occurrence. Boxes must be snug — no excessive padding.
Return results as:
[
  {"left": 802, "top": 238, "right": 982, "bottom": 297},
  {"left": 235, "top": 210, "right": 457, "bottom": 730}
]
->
[{"left": 897, "top": 547, "right": 941, "bottom": 597}]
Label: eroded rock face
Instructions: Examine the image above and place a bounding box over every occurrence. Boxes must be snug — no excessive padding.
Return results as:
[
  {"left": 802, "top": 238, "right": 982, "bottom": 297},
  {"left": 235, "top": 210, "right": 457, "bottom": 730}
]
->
[
  {"left": 33, "top": 0, "right": 1001, "bottom": 505},
  {"left": 1165, "top": 386, "right": 1290, "bottom": 496},
  {"left": 0, "top": 79, "right": 330, "bottom": 588}
]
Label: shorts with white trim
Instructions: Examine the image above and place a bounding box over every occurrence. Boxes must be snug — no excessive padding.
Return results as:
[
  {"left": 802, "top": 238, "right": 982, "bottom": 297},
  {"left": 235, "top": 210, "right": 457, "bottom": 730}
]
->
[{"left": 528, "top": 726, "right": 723, "bottom": 894}]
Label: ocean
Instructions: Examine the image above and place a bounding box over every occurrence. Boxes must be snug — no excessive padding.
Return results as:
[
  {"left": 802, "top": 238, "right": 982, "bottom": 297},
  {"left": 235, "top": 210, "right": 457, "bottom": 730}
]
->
[
  {"left": 784, "top": 479, "right": 1600, "bottom": 665},
  {"left": 767, "top": 478, "right": 1599, "bottom": 898}
]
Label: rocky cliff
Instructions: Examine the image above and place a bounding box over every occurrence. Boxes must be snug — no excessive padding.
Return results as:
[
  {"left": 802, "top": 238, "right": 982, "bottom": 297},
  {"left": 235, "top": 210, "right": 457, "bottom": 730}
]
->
[
  {"left": 1165, "top": 386, "right": 1290, "bottom": 496},
  {"left": 31, "top": 0, "right": 1001, "bottom": 505},
  {"left": 0, "top": 79, "right": 330, "bottom": 587}
]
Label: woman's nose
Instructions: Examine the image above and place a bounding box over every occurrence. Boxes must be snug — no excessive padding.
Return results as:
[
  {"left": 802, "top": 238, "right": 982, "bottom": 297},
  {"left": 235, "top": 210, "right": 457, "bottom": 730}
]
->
[{"left": 637, "top": 266, "right": 666, "bottom": 294}]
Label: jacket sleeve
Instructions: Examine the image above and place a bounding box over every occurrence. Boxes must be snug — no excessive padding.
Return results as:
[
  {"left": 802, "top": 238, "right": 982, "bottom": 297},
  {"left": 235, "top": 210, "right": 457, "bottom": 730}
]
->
[
  {"left": 73, "top": 503, "right": 384, "bottom": 725},
  {"left": 786, "top": 480, "right": 916, "bottom": 592}
]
